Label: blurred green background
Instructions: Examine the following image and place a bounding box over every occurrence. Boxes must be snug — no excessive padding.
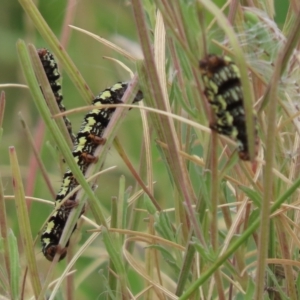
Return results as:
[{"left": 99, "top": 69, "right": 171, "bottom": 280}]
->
[{"left": 0, "top": 0, "right": 290, "bottom": 298}]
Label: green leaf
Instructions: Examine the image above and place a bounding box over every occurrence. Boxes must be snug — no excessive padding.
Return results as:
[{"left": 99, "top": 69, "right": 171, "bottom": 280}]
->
[
  {"left": 146, "top": 244, "right": 181, "bottom": 278},
  {"left": 244, "top": 278, "right": 255, "bottom": 300},
  {"left": 144, "top": 194, "right": 157, "bottom": 215},
  {"left": 191, "top": 237, "right": 214, "bottom": 262},
  {"left": 239, "top": 185, "right": 262, "bottom": 208},
  {"left": 7, "top": 229, "right": 20, "bottom": 300},
  {"left": 154, "top": 211, "right": 175, "bottom": 242}
]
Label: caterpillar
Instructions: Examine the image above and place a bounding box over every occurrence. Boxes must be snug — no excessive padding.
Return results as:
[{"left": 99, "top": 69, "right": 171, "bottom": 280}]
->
[
  {"left": 199, "top": 54, "right": 258, "bottom": 161},
  {"left": 37, "top": 48, "right": 76, "bottom": 144},
  {"left": 41, "top": 82, "right": 143, "bottom": 261}
]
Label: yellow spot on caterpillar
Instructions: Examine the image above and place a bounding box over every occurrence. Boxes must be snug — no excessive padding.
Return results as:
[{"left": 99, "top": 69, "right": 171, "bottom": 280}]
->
[
  {"left": 42, "top": 238, "right": 51, "bottom": 246},
  {"left": 100, "top": 91, "right": 111, "bottom": 100},
  {"left": 43, "top": 220, "right": 55, "bottom": 234},
  {"left": 111, "top": 83, "right": 123, "bottom": 91}
]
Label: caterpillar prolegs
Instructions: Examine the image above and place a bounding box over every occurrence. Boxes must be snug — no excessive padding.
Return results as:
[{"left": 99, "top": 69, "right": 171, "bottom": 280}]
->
[{"left": 38, "top": 50, "right": 143, "bottom": 261}]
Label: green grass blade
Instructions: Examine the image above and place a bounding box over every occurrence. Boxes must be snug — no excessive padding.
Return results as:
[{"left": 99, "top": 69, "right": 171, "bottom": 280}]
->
[{"left": 9, "top": 146, "right": 42, "bottom": 298}]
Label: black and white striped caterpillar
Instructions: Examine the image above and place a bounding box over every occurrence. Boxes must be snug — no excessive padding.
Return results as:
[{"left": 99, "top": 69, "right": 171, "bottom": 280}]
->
[
  {"left": 199, "top": 54, "right": 258, "bottom": 161},
  {"left": 38, "top": 50, "right": 143, "bottom": 261}
]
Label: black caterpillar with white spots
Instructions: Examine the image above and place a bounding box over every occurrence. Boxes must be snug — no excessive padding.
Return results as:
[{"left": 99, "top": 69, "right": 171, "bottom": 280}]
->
[
  {"left": 37, "top": 48, "right": 76, "bottom": 144},
  {"left": 199, "top": 54, "right": 258, "bottom": 160},
  {"left": 37, "top": 49, "right": 143, "bottom": 261}
]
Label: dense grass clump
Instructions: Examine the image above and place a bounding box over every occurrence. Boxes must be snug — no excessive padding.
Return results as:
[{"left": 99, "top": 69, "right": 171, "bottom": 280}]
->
[{"left": 1, "top": 1, "right": 300, "bottom": 299}]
